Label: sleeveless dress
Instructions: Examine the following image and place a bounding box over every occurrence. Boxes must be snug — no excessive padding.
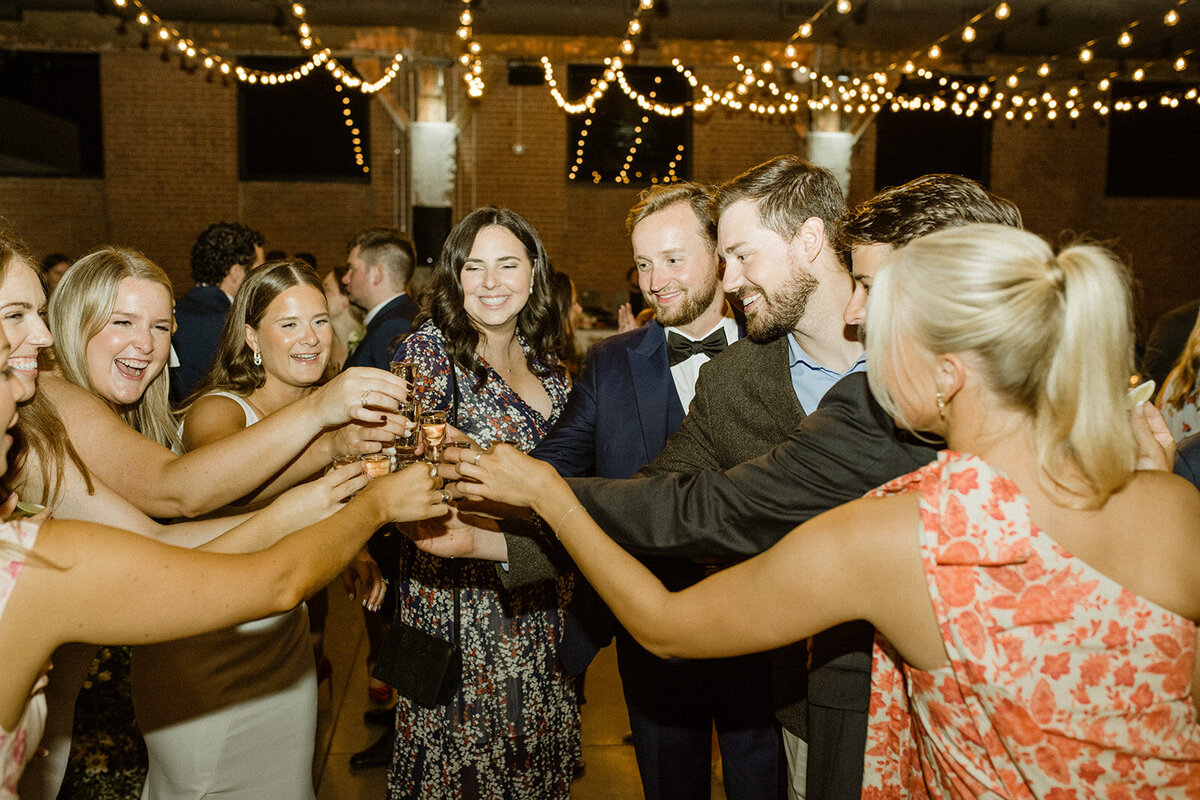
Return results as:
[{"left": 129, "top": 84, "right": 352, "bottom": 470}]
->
[
  {"left": 132, "top": 391, "right": 316, "bottom": 800},
  {"left": 387, "top": 322, "right": 580, "bottom": 800},
  {"left": 1, "top": 519, "right": 47, "bottom": 799},
  {"left": 861, "top": 451, "right": 1200, "bottom": 798}
]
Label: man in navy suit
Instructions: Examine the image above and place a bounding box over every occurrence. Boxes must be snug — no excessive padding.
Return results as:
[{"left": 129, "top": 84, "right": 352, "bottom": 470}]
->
[
  {"left": 530, "top": 182, "right": 784, "bottom": 800},
  {"left": 341, "top": 227, "right": 420, "bottom": 371},
  {"left": 171, "top": 222, "right": 264, "bottom": 402}
]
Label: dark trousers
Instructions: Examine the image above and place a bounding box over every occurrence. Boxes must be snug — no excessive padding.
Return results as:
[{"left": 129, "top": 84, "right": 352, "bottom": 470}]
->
[{"left": 615, "top": 628, "right": 786, "bottom": 800}]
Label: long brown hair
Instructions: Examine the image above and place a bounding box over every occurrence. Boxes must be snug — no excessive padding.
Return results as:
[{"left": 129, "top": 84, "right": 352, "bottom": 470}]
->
[
  {"left": 414, "top": 207, "right": 563, "bottom": 391},
  {"left": 1158, "top": 310, "right": 1200, "bottom": 411},
  {"left": 0, "top": 233, "right": 94, "bottom": 503},
  {"left": 179, "top": 259, "right": 326, "bottom": 414}
]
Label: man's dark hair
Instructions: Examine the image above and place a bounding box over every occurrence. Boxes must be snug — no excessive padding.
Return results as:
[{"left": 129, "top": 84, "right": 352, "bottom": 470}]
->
[
  {"left": 715, "top": 154, "right": 846, "bottom": 245},
  {"left": 837, "top": 174, "right": 1022, "bottom": 253},
  {"left": 348, "top": 228, "right": 416, "bottom": 289},
  {"left": 190, "top": 222, "right": 264, "bottom": 284},
  {"left": 40, "top": 253, "right": 70, "bottom": 273}
]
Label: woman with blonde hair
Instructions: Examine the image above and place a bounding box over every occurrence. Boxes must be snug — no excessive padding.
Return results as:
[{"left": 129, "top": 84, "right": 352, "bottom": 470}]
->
[
  {"left": 19, "top": 245, "right": 409, "bottom": 799},
  {"left": 1156, "top": 310, "right": 1200, "bottom": 440},
  {"left": 449, "top": 224, "right": 1200, "bottom": 798},
  {"left": 0, "top": 314, "right": 451, "bottom": 795}
]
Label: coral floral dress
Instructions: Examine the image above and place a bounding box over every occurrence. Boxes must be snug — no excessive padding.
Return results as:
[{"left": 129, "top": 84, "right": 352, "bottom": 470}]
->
[
  {"left": 1, "top": 520, "right": 47, "bottom": 800},
  {"left": 861, "top": 452, "right": 1200, "bottom": 798}
]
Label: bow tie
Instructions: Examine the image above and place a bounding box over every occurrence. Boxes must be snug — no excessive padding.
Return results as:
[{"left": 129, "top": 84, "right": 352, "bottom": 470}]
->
[{"left": 666, "top": 328, "right": 728, "bottom": 367}]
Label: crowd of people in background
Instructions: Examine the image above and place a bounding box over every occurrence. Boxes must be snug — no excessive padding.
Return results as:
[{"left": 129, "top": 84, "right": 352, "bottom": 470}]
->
[{"left": 1, "top": 153, "right": 1199, "bottom": 800}]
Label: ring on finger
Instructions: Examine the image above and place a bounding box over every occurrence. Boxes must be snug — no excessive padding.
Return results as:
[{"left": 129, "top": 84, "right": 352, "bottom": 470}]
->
[
  {"left": 360, "top": 390, "right": 370, "bottom": 407},
  {"left": 473, "top": 452, "right": 483, "bottom": 466},
  {"left": 439, "top": 489, "right": 451, "bottom": 504}
]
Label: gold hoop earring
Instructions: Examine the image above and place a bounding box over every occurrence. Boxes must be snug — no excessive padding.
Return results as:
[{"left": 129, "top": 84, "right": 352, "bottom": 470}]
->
[{"left": 935, "top": 391, "right": 947, "bottom": 420}]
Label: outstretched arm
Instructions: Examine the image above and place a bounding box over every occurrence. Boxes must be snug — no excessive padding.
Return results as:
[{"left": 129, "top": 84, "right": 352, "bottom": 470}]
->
[
  {"left": 451, "top": 444, "right": 933, "bottom": 663},
  {"left": 0, "top": 460, "right": 448, "bottom": 730},
  {"left": 47, "top": 367, "right": 409, "bottom": 518}
]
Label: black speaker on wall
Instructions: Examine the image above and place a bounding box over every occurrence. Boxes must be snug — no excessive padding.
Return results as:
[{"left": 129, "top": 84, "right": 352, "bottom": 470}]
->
[{"left": 412, "top": 206, "right": 454, "bottom": 267}]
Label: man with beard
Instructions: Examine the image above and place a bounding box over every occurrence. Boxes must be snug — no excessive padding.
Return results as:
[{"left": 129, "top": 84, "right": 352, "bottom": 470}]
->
[
  {"left": 527, "top": 182, "right": 784, "bottom": 799},
  {"left": 438, "top": 174, "right": 1021, "bottom": 798}
]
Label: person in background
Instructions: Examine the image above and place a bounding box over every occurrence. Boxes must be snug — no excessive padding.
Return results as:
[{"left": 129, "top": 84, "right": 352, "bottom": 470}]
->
[
  {"left": 548, "top": 270, "right": 583, "bottom": 378},
  {"left": 341, "top": 227, "right": 419, "bottom": 371},
  {"left": 451, "top": 223, "right": 1200, "bottom": 798},
  {"left": 39, "top": 253, "right": 71, "bottom": 293},
  {"left": 324, "top": 265, "right": 365, "bottom": 375},
  {"left": 1156, "top": 308, "right": 1200, "bottom": 440},
  {"left": 386, "top": 206, "right": 578, "bottom": 799},
  {"left": 172, "top": 222, "right": 266, "bottom": 402}
]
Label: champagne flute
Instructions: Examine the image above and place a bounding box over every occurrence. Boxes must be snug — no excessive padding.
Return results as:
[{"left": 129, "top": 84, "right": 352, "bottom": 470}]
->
[
  {"left": 419, "top": 410, "right": 447, "bottom": 464},
  {"left": 390, "top": 360, "right": 420, "bottom": 459}
]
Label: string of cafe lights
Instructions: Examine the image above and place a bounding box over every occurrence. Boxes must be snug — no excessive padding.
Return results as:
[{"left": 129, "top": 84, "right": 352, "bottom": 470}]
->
[
  {"left": 456, "top": 0, "right": 485, "bottom": 98},
  {"left": 334, "top": 84, "right": 370, "bottom": 174}
]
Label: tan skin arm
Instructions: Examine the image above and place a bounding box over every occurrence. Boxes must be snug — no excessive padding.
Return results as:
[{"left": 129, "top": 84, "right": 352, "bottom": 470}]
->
[
  {"left": 44, "top": 367, "right": 407, "bottom": 518},
  {"left": 0, "top": 461, "right": 449, "bottom": 730},
  {"left": 450, "top": 444, "right": 949, "bottom": 667},
  {"left": 20, "top": 443, "right": 367, "bottom": 552}
]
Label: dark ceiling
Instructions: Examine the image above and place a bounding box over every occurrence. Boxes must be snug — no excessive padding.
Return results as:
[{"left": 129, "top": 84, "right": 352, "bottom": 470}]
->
[{"left": 10, "top": 0, "right": 1200, "bottom": 67}]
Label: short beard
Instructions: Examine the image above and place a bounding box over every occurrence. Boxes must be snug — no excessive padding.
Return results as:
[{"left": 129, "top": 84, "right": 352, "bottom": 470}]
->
[
  {"left": 646, "top": 274, "right": 721, "bottom": 329},
  {"left": 745, "top": 266, "right": 819, "bottom": 343}
]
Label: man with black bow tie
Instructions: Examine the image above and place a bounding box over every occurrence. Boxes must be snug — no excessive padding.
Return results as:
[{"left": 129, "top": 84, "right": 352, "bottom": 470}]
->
[{"left": 528, "top": 182, "right": 788, "bottom": 799}]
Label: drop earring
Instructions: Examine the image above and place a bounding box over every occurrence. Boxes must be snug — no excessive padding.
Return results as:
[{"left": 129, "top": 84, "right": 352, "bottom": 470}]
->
[
  {"left": 935, "top": 391, "right": 947, "bottom": 420},
  {"left": 253, "top": 350, "right": 262, "bottom": 366}
]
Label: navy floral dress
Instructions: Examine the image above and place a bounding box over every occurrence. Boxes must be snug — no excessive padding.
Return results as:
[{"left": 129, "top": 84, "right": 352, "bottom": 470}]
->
[{"left": 387, "top": 321, "right": 578, "bottom": 800}]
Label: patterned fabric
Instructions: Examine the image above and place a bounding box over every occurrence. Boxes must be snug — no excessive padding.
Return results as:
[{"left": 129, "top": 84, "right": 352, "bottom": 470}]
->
[
  {"left": 862, "top": 451, "right": 1200, "bottom": 799},
  {"left": 1161, "top": 373, "right": 1200, "bottom": 441},
  {"left": 1, "top": 519, "right": 45, "bottom": 799},
  {"left": 387, "top": 322, "right": 579, "bottom": 800}
]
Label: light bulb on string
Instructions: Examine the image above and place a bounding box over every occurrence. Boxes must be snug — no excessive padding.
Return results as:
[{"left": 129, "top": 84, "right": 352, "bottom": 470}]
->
[
  {"left": 1118, "top": 30, "right": 1132, "bottom": 47},
  {"left": 1079, "top": 47, "right": 1093, "bottom": 63},
  {"left": 1166, "top": 9, "right": 1180, "bottom": 26},
  {"left": 798, "top": 22, "right": 813, "bottom": 38},
  {"left": 836, "top": 0, "right": 852, "bottom": 14},
  {"left": 995, "top": 3, "right": 1010, "bottom": 20},
  {"left": 962, "top": 26, "right": 976, "bottom": 42}
]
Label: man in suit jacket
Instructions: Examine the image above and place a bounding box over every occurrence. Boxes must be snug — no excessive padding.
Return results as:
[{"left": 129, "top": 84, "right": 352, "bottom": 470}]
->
[
  {"left": 531, "top": 183, "right": 783, "bottom": 799},
  {"left": 342, "top": 227, "right": 420, "bottom": 371},
  {"left": 492, "top": 174, "right": 1023, "bottom": 800},
  {"left": 171, "top": 222, "right": 264, "bottom": 402}
]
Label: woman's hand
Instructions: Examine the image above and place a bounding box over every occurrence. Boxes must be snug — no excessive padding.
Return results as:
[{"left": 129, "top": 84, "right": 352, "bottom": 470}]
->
[
  {"left": 443, "top": 443, "right": 563, "bottom": 512},
  {"left": 328, "top": 415, "right": 414, "bottom": 458},
  {"left": 1132, "top": 401, "right": 1175, "bottom": 471},
  {"left": 362, "top": 461, "right": 451, "bottom": 524},
  {"left": 404, "top": 506, "right": 509, "bottom": 561},
  {"left": 342, "top": 548, "right": 386, "bottom": 612},
  {"left": 309, "top": 367, "right": 410, "bottom": 428},
  {"left": 272, "top": 462, "right": 369, "bottom": 529}
]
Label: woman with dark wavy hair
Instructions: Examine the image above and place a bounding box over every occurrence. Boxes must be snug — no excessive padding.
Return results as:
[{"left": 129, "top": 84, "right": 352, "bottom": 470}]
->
[{"left": 387, "top": 207, "right": 578, "bottom": 799}]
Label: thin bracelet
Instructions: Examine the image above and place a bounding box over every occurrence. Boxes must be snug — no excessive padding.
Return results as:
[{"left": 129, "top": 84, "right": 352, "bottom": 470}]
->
[{"left": 552, "top": 503, "right": 584, "bottom": 537}]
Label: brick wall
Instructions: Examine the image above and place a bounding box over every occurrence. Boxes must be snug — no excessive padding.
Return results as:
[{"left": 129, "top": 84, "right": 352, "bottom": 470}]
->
[{"left": 0, "top": 15, "right": 1197, "bottom": 336}]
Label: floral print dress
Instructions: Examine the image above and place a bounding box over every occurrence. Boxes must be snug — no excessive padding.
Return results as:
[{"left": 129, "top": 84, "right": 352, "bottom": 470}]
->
[
  {"left": 387, "top": 321, "right": 579, "bottom": 800},
  {"left": 862, "top": 451, "right": 1200, "bottom": 799},
  {"left": 1, "top": 520, "right": 47, "bottom": 800}
]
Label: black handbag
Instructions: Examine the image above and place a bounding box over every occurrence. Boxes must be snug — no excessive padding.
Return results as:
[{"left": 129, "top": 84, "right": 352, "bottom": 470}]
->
[
  {"left": 371, "top": 359, "right": 465, "bottom": 708},
  {"left": 371, "top": 572, "right": 461, "bottom": 708}
]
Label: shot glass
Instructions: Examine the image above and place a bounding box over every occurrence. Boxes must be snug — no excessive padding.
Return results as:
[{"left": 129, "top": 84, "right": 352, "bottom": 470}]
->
[
  {"left": 361, "top": 452, "right": 394, "bottom": 479},
  {"left": 419, "top": 410, "right": 448, "bottom": 464}
]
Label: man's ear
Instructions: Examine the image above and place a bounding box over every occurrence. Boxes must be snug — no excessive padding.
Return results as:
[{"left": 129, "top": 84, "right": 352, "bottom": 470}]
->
[{"left": 794, "top": 216, "right": 826, "bottom": 263}]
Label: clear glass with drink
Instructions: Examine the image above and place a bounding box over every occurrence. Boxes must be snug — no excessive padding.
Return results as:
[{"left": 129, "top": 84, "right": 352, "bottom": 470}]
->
[
  {"left": 419, "top": 410, "right": 447, "bottom": 464},
  {"left": 361, "top": 452, "right": 393, "bottom": 479},
  {"left": 390, "top": 360, "right": 420, "bottom": 459}
]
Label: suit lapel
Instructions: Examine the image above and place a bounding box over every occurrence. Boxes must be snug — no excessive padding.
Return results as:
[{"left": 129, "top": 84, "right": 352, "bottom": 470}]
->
[{"left": 627, "top": 323, "right": 681, "bottom": 459}]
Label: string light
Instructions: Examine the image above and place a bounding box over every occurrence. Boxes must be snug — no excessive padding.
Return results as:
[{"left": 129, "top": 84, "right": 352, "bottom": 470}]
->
[
  {"left": 459, "top": 0, "right": 484, "bottom": 98},
  {"left": 995, "top": 3, "right": 1010, "bottom": 20},
  {"left": 962, "top": 26, "right": 976, "bottom": 43}
]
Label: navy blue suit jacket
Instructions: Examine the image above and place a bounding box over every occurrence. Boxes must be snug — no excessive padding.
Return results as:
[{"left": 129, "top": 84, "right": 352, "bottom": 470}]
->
[
  {"left": 1174, "top": 432, "right": 1200, "bottom": 489},
  {"left": 171, "top": 285, "right": 231, "bottom": 403},
  {"left": 533, "top": 321, "right": 684, "bottom": 480},
  {"left": 347, "top": 293, "right": 420, "bottom": 371}
]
